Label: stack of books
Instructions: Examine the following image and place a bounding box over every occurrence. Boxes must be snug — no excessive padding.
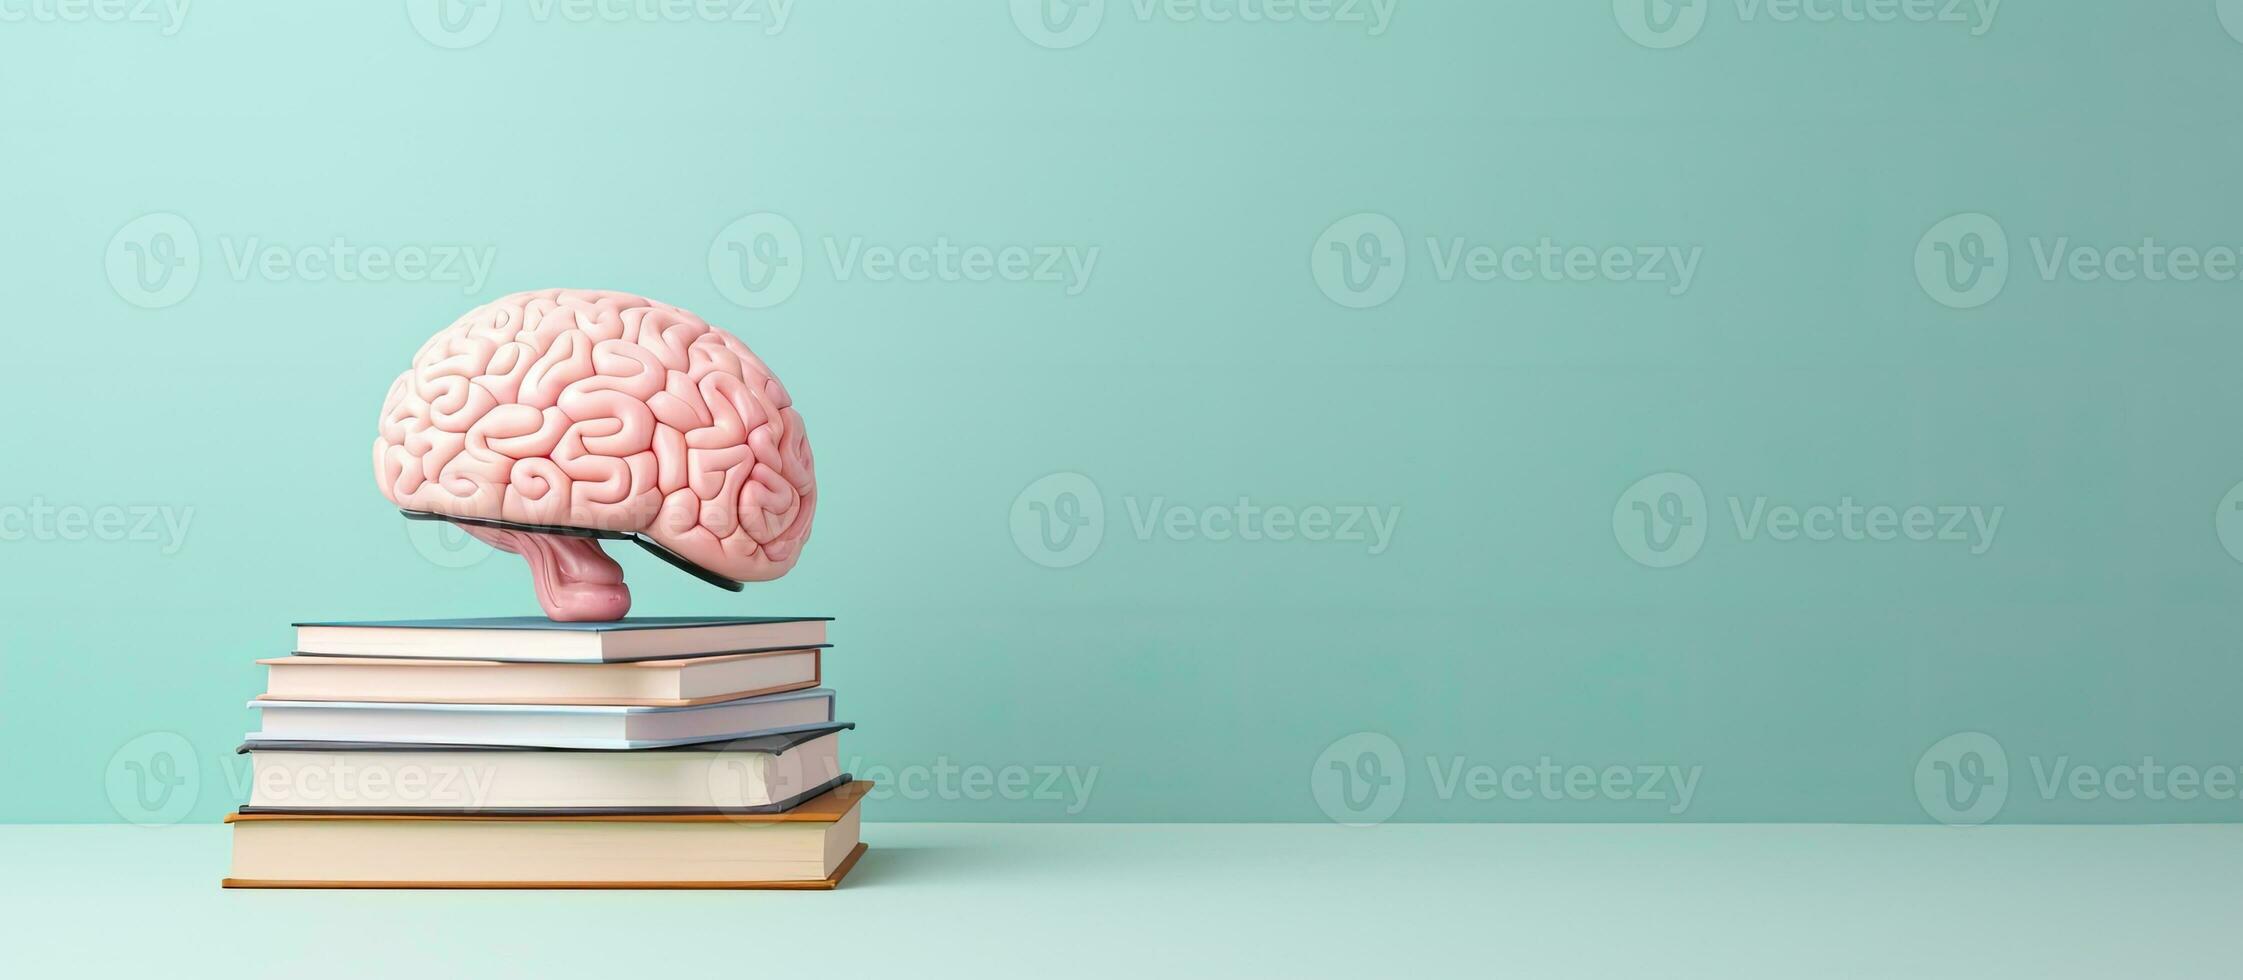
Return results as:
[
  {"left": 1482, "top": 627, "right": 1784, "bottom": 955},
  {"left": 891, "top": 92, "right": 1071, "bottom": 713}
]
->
[{"left": 222, "top": 616, "right": 867, "bottom": 889}]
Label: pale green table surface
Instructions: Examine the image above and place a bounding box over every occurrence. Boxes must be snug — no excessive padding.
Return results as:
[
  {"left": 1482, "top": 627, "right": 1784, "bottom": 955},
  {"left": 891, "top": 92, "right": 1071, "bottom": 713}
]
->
[{"left": 4, "top": 823, "right": 2236, "bottom": 978}]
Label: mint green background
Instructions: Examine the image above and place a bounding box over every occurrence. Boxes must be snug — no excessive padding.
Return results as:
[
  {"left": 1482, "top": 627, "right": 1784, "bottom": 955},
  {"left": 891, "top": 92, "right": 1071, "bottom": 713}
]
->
[
  {"left": 10, "top": 824, "right": 2239, "bottom": 978},
  {"left": 6, "top": 2, "right": 2243, "bottom": 823}
]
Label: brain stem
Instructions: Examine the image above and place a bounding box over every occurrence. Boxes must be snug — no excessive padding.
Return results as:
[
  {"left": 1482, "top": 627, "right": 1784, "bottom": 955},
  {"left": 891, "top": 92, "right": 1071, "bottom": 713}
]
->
[{"left": 457, "top": 523, "right": 632, "bottom": 622}]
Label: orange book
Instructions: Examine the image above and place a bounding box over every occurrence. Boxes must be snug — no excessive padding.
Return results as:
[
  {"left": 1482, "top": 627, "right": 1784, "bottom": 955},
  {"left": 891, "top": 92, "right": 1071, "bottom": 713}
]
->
[{"left": 225, "top": 781, "right": 870, "bottom": 889}]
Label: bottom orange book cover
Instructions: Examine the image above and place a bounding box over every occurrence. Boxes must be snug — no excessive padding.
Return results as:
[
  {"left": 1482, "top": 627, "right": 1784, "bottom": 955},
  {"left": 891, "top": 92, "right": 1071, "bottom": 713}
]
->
[{"left": 222, "top": 780, "right": 871, "bottom": 890}]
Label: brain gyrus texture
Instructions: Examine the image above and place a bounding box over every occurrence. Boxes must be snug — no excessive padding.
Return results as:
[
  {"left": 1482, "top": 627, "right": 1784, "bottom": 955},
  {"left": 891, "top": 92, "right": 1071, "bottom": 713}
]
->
[{"left": 374, "top": 289, "right": 814, "bottom": 619}]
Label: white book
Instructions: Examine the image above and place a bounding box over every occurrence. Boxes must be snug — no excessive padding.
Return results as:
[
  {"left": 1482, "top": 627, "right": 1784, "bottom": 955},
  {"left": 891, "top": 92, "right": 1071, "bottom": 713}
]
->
[
  {"left": 240, "top": 729, "right": 849, "bottom": 813},
  {"left": 248, "top": 688, "right": 836, "bottom": 748},
  {"left": 292, "top": 616, "right": 831, "bottom": 663}
]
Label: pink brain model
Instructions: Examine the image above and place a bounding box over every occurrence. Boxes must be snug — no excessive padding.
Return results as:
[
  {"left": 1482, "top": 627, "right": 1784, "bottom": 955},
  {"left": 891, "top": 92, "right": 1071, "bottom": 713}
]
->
[{"left": 374, "top": 289, "right": 815, "bottom": 621}]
